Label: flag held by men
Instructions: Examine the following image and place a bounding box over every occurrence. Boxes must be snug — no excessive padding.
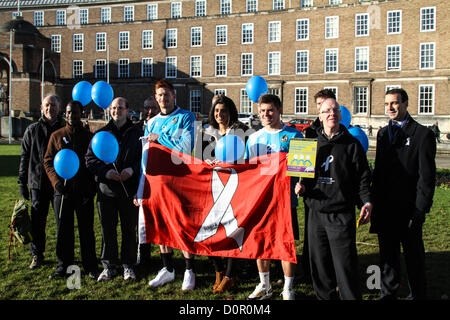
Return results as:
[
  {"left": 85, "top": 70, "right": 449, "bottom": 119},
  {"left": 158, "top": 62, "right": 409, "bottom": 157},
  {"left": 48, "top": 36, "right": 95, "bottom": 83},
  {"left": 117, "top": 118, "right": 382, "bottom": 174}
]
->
[{"left": 138, "top": 143, "right": 297, "bottom": 263}]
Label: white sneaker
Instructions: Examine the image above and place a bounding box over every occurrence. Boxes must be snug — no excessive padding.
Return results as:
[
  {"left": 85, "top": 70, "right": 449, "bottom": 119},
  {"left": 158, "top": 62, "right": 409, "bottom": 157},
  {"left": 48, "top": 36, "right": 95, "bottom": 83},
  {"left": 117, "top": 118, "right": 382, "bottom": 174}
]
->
[
  {"left": 248, "top": 283, "right": 273, "bottom": 300},
  {"left": 148, "top": 267, "right": 175, "bottom": 288},
  {"left": 182, "top": 269, "right": 195, "bottom": 291},
  {"left": 123, "top": 267, "right": 136, "bottom": 281},
  {"left": 282, "top": 288, "right": 295, "bottom": 300},
  {"left": 97, "top": 268, "right": 117, "bottom": 282}
]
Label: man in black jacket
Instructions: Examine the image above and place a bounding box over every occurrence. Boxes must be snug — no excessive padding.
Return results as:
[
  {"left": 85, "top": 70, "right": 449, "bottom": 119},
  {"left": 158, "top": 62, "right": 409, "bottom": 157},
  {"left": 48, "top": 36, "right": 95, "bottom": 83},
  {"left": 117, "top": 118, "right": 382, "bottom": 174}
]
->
[
  {"left": 301, "top": 89, "right": 336, "bottom": 283},
  {"left": 296, "top": 98, "right": 372, "bottom": 300},
  {"left": 18, "top": 94, "right": 64, "bottom": 269},
  {"left": 370, "top": 88, "right": 436, "bottom": 300},
  {"left": 86, "top": 97, "right": 143, "bottom": 282}
]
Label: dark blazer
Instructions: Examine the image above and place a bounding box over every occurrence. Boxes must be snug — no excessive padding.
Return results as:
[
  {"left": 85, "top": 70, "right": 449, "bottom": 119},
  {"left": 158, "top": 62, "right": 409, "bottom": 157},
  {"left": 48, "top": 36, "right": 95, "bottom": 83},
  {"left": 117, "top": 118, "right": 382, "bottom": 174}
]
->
[
  {"left": 85, "top": 119, "right": 143, "bottom": 199},
  {"left": 370, "top": 115, "right": 436, "bottom": 233},
  {"left": 18, "top": 117, "right": 65, "bottom": 190}
]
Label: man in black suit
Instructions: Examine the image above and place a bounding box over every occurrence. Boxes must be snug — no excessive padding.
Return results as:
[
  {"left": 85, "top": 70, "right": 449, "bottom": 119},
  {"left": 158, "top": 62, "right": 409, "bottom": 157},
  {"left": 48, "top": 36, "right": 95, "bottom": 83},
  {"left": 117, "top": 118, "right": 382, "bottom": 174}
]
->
[{"left": 370, "top": 88, "right": 436, "bottom": 300}]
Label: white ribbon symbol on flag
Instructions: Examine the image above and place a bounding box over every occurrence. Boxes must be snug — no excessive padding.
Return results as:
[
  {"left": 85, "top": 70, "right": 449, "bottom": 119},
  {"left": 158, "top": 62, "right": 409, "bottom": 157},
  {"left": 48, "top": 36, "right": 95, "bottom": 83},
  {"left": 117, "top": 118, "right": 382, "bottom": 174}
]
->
[{"left": 194, "top": 167, "right": 245, "bottom": 251}]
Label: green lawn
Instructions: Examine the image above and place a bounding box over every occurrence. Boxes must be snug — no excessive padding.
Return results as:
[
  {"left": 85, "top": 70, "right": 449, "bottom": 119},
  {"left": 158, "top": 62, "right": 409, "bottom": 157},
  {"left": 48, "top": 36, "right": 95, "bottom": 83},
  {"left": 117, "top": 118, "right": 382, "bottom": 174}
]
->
[{"left": 0, "top": 144, "right": 448, "bottom": 300}]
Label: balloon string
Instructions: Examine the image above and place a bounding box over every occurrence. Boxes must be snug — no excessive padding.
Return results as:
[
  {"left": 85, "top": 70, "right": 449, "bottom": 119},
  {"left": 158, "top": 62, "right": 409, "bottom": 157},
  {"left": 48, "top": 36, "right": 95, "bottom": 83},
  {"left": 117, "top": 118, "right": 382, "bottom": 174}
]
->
[
  {"left": 58, "top": 179, "right": 66, "bottom": 219},
  {"left": 113, "top": 163, "right": 130, "bottom": 198}
]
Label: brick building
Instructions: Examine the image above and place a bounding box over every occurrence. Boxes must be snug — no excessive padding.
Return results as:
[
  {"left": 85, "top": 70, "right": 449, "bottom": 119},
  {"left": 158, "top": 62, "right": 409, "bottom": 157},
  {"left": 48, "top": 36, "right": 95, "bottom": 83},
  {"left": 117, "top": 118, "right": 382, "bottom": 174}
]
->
[{"left": 0, "top": 0, "right": 448, "bottom": 133}]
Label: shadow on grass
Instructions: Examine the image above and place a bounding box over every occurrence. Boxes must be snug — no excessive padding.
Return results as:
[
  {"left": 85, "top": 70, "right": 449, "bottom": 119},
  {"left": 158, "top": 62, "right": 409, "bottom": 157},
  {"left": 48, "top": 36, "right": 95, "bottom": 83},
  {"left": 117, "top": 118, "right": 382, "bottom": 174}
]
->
[
  {"left": 359, "top": 252, "right": 450, "bottom": 300},
  {"left": 0, "top": 155, "right": 20, "bottom": 176}
]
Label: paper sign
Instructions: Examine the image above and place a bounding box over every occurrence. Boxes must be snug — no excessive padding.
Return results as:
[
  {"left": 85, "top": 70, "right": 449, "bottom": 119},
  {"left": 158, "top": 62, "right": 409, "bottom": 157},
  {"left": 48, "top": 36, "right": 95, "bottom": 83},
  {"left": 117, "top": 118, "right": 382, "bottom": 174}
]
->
[{"left": 286, "top": 138, "right": 318, "bottom": 178}]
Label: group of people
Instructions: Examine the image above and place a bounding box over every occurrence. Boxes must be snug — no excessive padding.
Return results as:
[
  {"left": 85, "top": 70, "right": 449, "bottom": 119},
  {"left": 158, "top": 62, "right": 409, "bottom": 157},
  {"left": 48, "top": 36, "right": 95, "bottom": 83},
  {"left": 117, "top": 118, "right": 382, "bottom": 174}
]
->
[{"left": 18, "top": 80, "right": 436, "bottom": 300}]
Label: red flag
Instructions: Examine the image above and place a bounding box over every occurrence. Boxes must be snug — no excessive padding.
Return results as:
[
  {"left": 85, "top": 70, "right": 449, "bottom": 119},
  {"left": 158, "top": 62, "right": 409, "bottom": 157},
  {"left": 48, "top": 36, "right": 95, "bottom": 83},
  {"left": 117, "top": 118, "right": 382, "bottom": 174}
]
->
[{"left": 138, "top": 143, "right": 297, "bottom": 263}]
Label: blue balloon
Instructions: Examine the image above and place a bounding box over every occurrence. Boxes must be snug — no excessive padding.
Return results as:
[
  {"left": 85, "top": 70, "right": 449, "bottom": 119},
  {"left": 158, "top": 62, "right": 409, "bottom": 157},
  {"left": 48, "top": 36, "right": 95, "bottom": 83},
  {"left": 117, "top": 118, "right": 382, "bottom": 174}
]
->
[
  {"left": 72, "top": 81, "right": 92, "bottom": 106},
  {"left": 54, "top": 149, "right": 80, "bottom": 180},
  {"left": 340, "top": 105, "right": 352, "bottom": 128},
  {"left": 348, "top": 126, "right": 369, "bottom": 153},
  {"left": 92, "top": 81, "right": 114, "bottom": 110},
  {"left": 246, "top": 76, "right": 268, "bottom": 103},
  {"left": 91, "top": 131, "right": 119, "bottom": 163},
  {"left": 214, "top": 134, "right": 245, "bottom": 163}
]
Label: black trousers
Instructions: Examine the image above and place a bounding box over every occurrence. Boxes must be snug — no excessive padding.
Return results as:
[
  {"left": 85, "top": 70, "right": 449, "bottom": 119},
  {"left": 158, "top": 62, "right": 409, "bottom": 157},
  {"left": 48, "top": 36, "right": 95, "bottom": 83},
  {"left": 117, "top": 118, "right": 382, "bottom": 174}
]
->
[
  {"left": 54, "top": 194, "right": 98, "bottom": 272},
  {"left": 30, "top": 188, "right": 54, "bottom": 259},
  {"left": 308, "top": 210, "right": 361, "bottom": 300},
  {"left": 97, "top": 193, "right": 138, "bottom": 269},
  {"left": 377, "top": 226, "right": 426, "bottom": 299}
]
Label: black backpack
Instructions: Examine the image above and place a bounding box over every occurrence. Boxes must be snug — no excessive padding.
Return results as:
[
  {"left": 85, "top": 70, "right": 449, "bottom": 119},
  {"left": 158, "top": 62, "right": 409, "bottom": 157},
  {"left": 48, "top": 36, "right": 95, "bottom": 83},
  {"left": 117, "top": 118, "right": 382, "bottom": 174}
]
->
[{"left": 8, "top": 199, "right": 33, "bottom": 259}]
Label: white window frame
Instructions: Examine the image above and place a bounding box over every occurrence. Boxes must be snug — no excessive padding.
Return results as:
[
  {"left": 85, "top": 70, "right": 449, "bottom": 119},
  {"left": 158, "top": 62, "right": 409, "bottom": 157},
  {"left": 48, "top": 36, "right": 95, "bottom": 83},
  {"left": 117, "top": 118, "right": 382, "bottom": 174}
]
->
[
  {"left": 354, "top": 86, "right": 368, "bottom": 114},
  {"left": 246, "top": 0, "right": 258, "bottom": 13},
  {"left": 142, "top": 30, "right": 153, "bottom": 50},
  {"left": 171, "top": 2, "right": 182, "bottom": 19},
  {"left": 124, "top": 6, "right": 134, "bottom": 22},
  {"left": 141, "top": 58, "right": 153, "bottom": 78},
  {"left": 295, "top": 87, "right": 308, "bottom": 115},
  {"left": 165, "top": 57, "right": 177, "bottom": 78},
  {"left": 147, "top": 4, "right": 158, "bottom": 20},
  {"left": 56, "top": 10, "right": 66, "bottom": 26},
  {"left": 101, "top": 7, "right": 111, "bottom": 23},
  {"left": 51, "top": 35, "right": 61, "bottom": 53},
  {"left": 387, "top": 10, "right": 402, "bottom": 34},
  {"left": 325, "top": 16, "right": 339, "bottom": 39},
  {"left": 420, "top": 7, "right": 436, "bottom": 32},
  {"left": 190, "top": 56, "right": 202, "bottom": 78},
  {"left": 273, "top": 0, "right": 285, "bottom": 11},
  {"left": 241, "top": 53, "right": 253, "bottom": 76},
  {"left": 95, "top": 59, "right": 107, "bottom": 79},
  {"left": 296, "top": 18, "right": 309, "bottom": 41},
  {"left": 166, "top": 28, "right": 178, "bottom": 48},
  {"left": 296, "top": 50, "right": 309, "bottom": 75},
  {"left": 195, "top": 0, "right": 207, "bottom": 17},
  {"left": 268, "top": 51, "right": 281, "bottom": 76},
  {"left": 355, "top": 47, "right": 369, "bottom": 72},
  {"left": 418, "top": 84, "right": 434, "bottom": 115},
  {"left": 419, "top": 42, "right": 435, "bottom": 70},
  {"left": 220, "top": 0, "right": 232, "bottom": 15},
  {"left": 34, "top": 11, "right": 44, "bottom": 26},
  {"left": 73, "top": 33, "right": 84, "bottom": 52},
  {"left": 240, "top": 89, "right": 252, "bottom": 113},
  {"left": 72, "top": 60, "right": 83, "bottom": 79},
  {"left": 242, "top": 23, "right": 254, "bottom": 44},
  {"left": 324, "top": 48, "right": 338, "bottom": 73},
  {"left": 386, "top": 44, "right": 401, "bottom": 71},
  {"left": 191, "top": 27, "right": 202, "bottom": 47},
  {"left": 268, "top": 21, "right": 281, "bottom": 43},
  {"left": 79, "top": 8, "right": 89, "bottom": 25},
  {"left": 216, "top": 25, "right": 228, "bottom": 46},
  {"left": 118, "top": 58, "right": 129, "bottom": 78},
  {"left": 119, "top": 31, "right": 130, "bottom": 51},
  {"left": 215, "top": 54, "right": 227, "bottom": 77},
  {"left": 355, "top": 13, "right": 369, "bottom": 37},
  {"left": 96, "top": 33, "right": 107, "bottom": 52},
  {"left": 301, "top": 0, "right": 313, "bottom": 7}
]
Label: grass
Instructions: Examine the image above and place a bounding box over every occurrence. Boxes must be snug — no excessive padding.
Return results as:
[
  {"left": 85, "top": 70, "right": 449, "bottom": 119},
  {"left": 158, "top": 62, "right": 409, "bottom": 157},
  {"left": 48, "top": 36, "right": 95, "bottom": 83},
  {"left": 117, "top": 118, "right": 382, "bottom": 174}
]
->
[{"left": 0, "top": 144, "right": 449, "bottom": 301}]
